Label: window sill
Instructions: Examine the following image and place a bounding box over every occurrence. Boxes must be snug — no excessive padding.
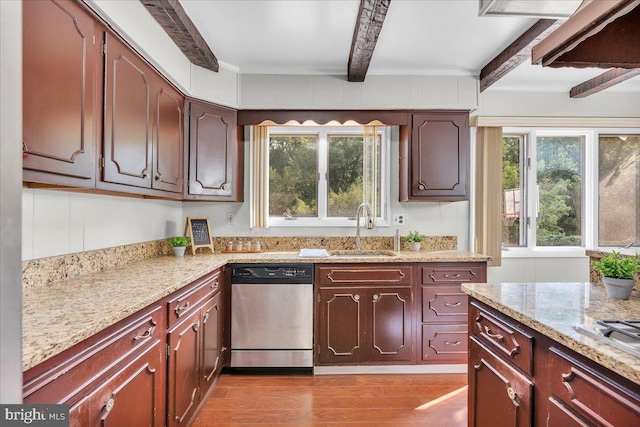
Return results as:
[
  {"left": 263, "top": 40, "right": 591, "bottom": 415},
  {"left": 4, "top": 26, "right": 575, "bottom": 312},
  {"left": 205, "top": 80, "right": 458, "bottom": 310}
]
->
[{"left": 502, "top": 247, "right": 588, "bottom": 259}]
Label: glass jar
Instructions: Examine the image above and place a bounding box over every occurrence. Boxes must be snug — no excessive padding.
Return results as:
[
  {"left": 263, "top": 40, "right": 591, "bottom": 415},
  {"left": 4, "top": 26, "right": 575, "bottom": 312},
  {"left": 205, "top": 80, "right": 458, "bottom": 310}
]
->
[
  {"left": 225, "top": 241, "right": 233, "bottom": 252},
  {"left": 243, "top": 240, "right": 252, "bottom": 251},
  {"left": 252, "top": 240, "right": 261, "bottom": 252},
  {"left": 234, "top": 240, "right": 243, "bottom": 252}
]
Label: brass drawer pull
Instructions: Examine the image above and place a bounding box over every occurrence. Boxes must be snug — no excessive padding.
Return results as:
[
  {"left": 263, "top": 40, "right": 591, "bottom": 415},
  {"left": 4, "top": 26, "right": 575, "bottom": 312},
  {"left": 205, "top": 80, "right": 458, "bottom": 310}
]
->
[
  {"left": 193, "top": 320, "right": 200, "bottom": 331},
  {"left": 444, "top": 301, "right": 461, "bottom": 307},
  {"left": 444, "top": 273, "right": 461, "bottom": 278},
  {"left": 133, "top": 326, "right": 154, "bottom": 341},
  {"left": 445, "top": 341, "right": 461, "bottom": 346},
  {"left": 507, "top": 387, "right": 517, "bottom": 400},
  {"left": 211, "top": 280, "right": 219, "bottom": 290},
  {"left": 175, "top": 301, "right": 190, "bottom": 314},
  {"left": 484, "top": 326, "right": 504, "bottom": 341}
]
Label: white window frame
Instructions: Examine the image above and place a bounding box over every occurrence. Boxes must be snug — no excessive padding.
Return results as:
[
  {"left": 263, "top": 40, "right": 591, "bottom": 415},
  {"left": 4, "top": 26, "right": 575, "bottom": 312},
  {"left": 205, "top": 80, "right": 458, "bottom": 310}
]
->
[
  {"left": 502, "top": 128, "right": 595, "bottom": 258},
  {"left": 268, "top": 126, "right": 391, "bottom": 228}
]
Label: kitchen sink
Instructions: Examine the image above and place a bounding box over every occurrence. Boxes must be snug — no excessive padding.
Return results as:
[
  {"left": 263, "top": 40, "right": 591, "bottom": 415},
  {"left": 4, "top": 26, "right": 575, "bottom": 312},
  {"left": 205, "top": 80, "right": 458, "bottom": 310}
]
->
[{"left": 330, "top": 250, "right": 397, "bottom": 258}]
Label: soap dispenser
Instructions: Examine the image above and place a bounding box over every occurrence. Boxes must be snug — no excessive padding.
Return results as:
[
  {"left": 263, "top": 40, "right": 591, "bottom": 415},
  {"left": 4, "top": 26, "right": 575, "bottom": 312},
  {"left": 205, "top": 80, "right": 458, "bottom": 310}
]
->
[{"left": 394, "top": 229, "right": 401, "bottom": 251}]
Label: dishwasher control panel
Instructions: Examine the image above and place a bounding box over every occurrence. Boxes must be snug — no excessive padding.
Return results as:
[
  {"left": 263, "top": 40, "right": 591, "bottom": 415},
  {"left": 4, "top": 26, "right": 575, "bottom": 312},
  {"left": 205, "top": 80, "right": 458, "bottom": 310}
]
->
[{"left": 231, "top": 264, "right": 313, "bottom": 284}]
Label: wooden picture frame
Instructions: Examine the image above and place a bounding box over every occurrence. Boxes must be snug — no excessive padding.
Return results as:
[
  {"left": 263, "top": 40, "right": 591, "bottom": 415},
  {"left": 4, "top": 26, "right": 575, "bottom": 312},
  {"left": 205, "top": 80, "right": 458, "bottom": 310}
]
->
[{"left": 184, "top": 217, "right": 214, "bottom": 255}]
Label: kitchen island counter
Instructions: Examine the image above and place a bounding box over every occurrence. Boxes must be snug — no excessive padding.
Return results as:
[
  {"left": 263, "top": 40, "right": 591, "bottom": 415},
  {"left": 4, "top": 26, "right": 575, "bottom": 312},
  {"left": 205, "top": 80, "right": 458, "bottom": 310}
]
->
[
  {"left": 462, "top": 282, "right": 640, "bottom": 385},
  {"left": 23, "top": 250, "right": 489, "bottom": 371}
]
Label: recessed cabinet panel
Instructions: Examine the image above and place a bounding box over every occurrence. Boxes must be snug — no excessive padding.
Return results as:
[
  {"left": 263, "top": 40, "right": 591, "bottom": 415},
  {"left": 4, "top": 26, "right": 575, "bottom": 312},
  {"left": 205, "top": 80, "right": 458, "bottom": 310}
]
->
[
  {"left": 200, "top": 293, "right": 223, "bottom": 391},
  {"left": 469, "top": 337, "right": 533, "bottom": 427},
  {"left": 23, "top": 0, "right": 99, "bottom": 184},
  {"left": 153, "top": 83, "right": 184, "bottom": 192},
  {"left": 405, "top": 112, "right": 469, "bottom": 201},
  {"left": 317, "top": 289, "right": 363, "bottom": 364},
  {"left": 103, "top": 33, "right": 152, "bottom": 188},
  {"left": 187, "top": 101, "right": 239, "bottom": 200},
  {"left": 370, "top": 289, "right": 412, "bottom": 362}
]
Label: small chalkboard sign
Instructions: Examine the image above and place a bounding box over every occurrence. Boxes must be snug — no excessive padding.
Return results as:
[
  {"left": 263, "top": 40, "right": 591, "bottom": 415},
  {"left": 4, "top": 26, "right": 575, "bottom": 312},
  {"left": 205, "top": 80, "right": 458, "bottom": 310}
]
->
[{"left": 184, "top": 217, "right": 214, "bottom": 255}]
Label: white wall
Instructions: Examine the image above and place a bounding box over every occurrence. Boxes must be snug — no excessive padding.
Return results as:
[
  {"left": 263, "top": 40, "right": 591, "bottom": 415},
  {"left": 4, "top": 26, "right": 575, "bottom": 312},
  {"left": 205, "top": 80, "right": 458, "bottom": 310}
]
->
[
  {"left": 240, "top": 74, "right": 478, "bottom": 110},
  {"left": 22, "top": 190, "right": 183, "bottom": 260},
  {"left": 1, "top": 0, "right": 23, "bottom": 402}
]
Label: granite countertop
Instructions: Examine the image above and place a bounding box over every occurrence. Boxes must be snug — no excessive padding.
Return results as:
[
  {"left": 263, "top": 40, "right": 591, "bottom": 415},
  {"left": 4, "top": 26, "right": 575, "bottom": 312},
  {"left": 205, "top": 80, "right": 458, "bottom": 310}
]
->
[
  {"left": 23, "top": 250, "right": 489, "bottom": 371},
  {"left": 462, "top": 282, "right": 640, "bottom": 385}
]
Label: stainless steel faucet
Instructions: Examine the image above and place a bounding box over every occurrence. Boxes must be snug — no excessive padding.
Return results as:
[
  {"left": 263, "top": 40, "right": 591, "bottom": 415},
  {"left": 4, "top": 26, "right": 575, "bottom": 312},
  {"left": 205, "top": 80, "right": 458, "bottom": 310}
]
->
[{"left": 355, "top": 202, "right": 373, "bottom": 251}]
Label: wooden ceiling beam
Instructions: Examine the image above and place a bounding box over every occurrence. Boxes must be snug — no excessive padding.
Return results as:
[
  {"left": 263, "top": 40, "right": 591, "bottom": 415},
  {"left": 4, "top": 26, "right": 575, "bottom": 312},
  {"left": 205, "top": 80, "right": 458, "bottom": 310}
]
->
[
  {"left": 348, "top": 0, "right": 391, "bottom": 82},
  {"left": 480, "top": 19, "right": 562, "bottom": 92},
  {"left": 570, "top": 68, "right": 640, "bottom": 98},
  {"left": 532, "top": 0, "right": 640, "bottom": 68},
  {"left": 140, "top": 0, "right": 219, "bottom": 72}
]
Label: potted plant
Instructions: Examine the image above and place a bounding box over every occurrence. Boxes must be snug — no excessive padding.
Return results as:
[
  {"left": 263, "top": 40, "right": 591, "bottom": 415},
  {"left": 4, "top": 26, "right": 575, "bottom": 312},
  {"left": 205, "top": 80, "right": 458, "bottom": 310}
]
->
[
  {"left": 592, "top": 251, "right": 640, "bottom": 300},
  {"left": 403, "top": 230, "right": 426, "bottom": 252},
  {"left": 168, "top": 236, "right": 190, "bottom": 257}
]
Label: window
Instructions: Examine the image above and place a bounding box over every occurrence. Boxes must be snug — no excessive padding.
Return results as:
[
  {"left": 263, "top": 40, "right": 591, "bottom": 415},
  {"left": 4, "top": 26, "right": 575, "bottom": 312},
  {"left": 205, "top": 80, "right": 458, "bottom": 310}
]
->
[
  {"left": 501, "top": 129, "right": 639, "bottom": 253},
  {"left": 268, "top": 126, "right": 389, "bottom": 226},
  {"left": 598, "top": 135, "right": 640, "bottom": 246}
]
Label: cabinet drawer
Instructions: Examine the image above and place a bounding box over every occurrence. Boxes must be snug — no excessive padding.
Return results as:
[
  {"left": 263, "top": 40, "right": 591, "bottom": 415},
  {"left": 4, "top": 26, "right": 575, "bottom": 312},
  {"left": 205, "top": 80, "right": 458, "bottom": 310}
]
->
[
  {"left": 421, "top": 324, "right": 467, "bottom": 363},
  {"left": 548, "top": 347, "right": 640, "bottom": 427},
  {"left": 167, "top": 269, "right": 221, "bottom": 328},
  {"left": 421, "top": 264, "right": 485, "bottom": 284},
  {"left": 24, "top": 304, "right": 163, "bottom": 406},
  {"left": 317, "top": 265, "right": 412, "bottom": 286},
  {"left": 469, "top": 301, "right": 534, "bottom": 376},
  {"left": 422, "top": 285, "right": 468, "bottom": 323}
]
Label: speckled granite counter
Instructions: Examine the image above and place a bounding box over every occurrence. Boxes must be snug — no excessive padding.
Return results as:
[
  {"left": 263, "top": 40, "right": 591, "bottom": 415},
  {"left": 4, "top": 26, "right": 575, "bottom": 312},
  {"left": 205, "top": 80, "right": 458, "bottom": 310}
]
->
[
  {"left": 462, "top": 282, "right": 640, "bottom": 385},
  {"left": 23, "top": 250, "right": 489, "bottom": 371}
]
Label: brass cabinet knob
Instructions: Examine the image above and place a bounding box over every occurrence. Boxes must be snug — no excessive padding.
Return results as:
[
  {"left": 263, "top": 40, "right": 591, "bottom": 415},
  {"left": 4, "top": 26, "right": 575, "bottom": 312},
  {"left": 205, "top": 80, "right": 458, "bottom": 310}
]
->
[{"left": 507, "top": 387, "right": 517, "bottom": 400}]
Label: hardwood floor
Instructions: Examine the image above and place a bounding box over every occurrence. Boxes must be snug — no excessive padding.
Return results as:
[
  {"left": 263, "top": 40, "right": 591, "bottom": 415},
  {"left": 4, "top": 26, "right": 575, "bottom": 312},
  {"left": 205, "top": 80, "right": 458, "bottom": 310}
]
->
[{"left": 192, "top": 372, "right": 468, "bottom": 426}]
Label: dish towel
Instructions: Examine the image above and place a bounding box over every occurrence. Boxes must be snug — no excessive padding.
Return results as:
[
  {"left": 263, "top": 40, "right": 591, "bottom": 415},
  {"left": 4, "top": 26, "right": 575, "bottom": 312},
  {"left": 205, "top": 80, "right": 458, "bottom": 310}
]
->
[{"left": 298, "top": 248, "right": 330, "bottom": 258}]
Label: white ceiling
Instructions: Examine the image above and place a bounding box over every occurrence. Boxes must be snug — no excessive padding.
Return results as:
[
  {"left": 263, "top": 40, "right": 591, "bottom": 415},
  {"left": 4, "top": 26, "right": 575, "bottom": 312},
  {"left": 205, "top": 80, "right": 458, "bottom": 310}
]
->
[{"left": 178, "top": 0, "right": 640, "bottom": 93}]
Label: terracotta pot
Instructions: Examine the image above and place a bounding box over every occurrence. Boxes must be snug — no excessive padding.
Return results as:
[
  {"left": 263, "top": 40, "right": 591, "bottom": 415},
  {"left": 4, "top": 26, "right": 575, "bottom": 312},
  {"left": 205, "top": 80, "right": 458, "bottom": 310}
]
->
[{"left": 602, "top": 276, "right": 635, "bottom": 300}]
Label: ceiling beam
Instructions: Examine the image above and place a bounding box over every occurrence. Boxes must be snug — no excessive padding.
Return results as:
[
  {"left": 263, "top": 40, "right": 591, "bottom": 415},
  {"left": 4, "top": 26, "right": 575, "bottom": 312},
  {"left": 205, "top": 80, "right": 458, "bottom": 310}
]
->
[
  {"left": 140, "top": 0, "right": 219, "bottom": 72},
  {"left": 570, "top": 68, "right": 640, "bottom": 98},
  {"left": 480, "top": 19, "right": 562, "bottom": 92},
  {"left": 532, "top": 0, "right": 640, "bottom": 68},
  {"left": 348, "top": 0, "right": 391, "bottom": 83}
]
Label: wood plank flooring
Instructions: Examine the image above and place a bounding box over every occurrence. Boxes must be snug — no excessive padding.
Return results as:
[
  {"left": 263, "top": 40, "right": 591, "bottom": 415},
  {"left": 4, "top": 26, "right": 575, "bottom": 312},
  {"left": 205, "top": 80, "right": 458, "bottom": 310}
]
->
[{"left": 191, "top": 373, "right": 468, "bottom": 426}]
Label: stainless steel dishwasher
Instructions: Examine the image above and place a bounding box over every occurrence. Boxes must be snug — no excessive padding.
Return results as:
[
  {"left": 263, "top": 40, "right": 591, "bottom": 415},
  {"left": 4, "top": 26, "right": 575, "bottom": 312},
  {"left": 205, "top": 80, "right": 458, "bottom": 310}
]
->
[{"left": 231, "top": 264, "right": 314, "bottom": 368}]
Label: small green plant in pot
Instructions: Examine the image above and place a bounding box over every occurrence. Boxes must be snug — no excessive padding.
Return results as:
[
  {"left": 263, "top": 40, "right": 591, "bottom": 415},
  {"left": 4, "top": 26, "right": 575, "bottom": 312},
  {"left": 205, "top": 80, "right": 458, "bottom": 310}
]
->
[
  {"left": 168, "top": 236, "right": 190, "bottom": 257},
  {"left": 591, "top": 251, "right": 640, "bottom": 300},
  {"left": 403, "top": 230, "right": 426, "bottom": 252}
]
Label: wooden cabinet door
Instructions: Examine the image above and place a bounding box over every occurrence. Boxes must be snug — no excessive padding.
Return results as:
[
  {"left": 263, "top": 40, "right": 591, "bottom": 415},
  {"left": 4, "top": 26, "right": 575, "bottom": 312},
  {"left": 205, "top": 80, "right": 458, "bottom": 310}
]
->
[
  {"left": 410, "top": 112, "right": 469, "bottom": 200},
  {"left": 468, "top": 337, "right": 533, "bottom": 427},
  {"left": 103, "top": 32, "right": 153, "bottom": 189},
  {"left": 70, "top": 340, "right": 165, "bottom": 427},
  {"left": 317, "top": 288, "right": 365, "bottom": 364},
  {"left": 368, "top": 287, "right": 413, "bottom": 362},
  {"left": 187, "top": 101, "right": 240, "bottom": 200},
  {"left": 200, "top": 293, "right": 222, "bottom": 396},
  {"left": 167, "top": 310, "right": 201, "bottom": 427},
  {"left": 22, "top": 0, "right": 99, "bottom": 186},
  {"left": 152, "top": 76, "right": 184, "bottom": 193}
]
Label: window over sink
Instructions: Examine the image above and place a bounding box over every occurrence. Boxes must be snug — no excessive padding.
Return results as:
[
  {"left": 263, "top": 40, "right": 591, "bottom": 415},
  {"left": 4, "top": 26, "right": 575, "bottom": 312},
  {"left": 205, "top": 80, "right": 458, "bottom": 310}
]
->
[{"left": 266, "top": 126, "right": 390, "bottom": 227}]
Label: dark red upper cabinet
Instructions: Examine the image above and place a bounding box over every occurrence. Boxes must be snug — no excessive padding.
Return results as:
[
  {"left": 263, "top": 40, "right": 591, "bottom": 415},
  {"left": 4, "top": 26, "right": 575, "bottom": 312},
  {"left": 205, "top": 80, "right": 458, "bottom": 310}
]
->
[
  {"left": 152, "top": 77, "right": 184, "bottom": 193},
  {"left": 102, "top": 32, "right": 153, "bottom": 189},
  {"left": 401, "top": 111, "right": 469, "bottom": 201},
  {"left": 22, "top": 0, "right": 101, "bottom": 186},
  {"left": 102, "top": 32, "right": 184, "bottom": 195},
  {"left": 185, "top": 100, "right": 243, "bottom": 201}
]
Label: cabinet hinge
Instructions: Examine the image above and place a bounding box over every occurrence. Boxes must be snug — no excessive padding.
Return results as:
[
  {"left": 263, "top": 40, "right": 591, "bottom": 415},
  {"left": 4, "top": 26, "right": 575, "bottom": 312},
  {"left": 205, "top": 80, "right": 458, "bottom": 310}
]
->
[
  {"left": 166, "top": 343, "right": 170, "bottom": 359},
  {"left": 317, "top": 293, "right": 321, "bottom": 304},
  {"left": 99, "top": 156, "right": 105, "bottom": 169},
  {"left": 102, "top": 42, "right": 107, "bottom": 56}
]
